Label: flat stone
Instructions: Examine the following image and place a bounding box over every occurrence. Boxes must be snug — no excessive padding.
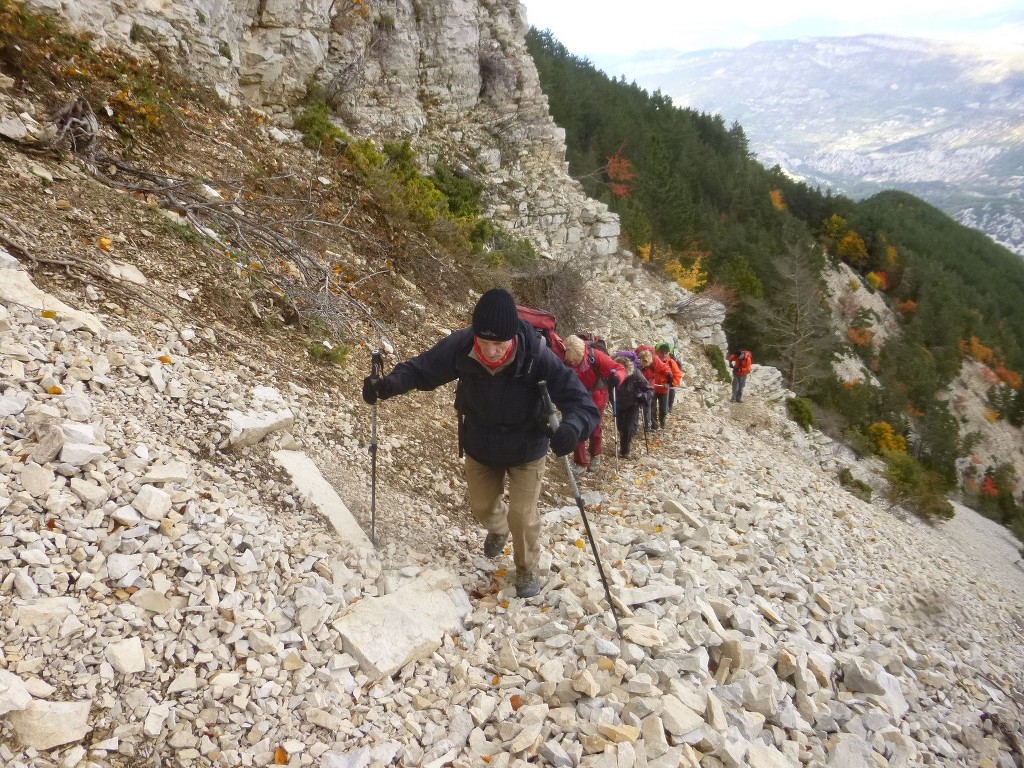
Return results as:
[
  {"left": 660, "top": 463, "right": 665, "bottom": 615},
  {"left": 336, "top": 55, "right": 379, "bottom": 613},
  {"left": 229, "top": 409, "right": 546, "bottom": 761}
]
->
[
  {"left": 273, "top": 450, "right": 373, "bottom": 550},
  {"left": 15, "top": 597, "right": 80, "bottom": 629},
  {"left": 0, "top": 670, "right": 32, "bottom": 715},
  {"left": 8, "top": 699, "right": 92, "bottom": 750},
  {"left": 142, "top": 460, "right": 191, "bottom": 483},
  {"left": 133, "top": 484, "right": 172, "bottom": 520},
  {"left": 223, "top": 408, "right": 294, "bottom": 450},
  {"left": 19, "top": 463, "right": 54, "bottom": 497},
  {"left": 167, "top": 668, "right": 198, "bottom": 693},
  {"left": 105, "top": 637, "right": 146, "bottom": 674},
  {"left": 333, "top": 569, "right": 471, "bottom": 679}
]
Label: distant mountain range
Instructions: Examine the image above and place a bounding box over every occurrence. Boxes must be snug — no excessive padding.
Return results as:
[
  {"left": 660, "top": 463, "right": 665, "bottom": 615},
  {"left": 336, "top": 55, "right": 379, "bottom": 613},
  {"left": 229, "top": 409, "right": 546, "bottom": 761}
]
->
[{"left": 599, "top": 35, "right": 1024, "bottom": 256}]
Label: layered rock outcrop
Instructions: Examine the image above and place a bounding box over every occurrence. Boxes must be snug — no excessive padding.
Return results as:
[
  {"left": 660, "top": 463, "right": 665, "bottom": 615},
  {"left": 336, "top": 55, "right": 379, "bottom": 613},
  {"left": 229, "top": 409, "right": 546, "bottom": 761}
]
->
[{"left": 27, "top": 0, "right": 622, "bottom": 259}]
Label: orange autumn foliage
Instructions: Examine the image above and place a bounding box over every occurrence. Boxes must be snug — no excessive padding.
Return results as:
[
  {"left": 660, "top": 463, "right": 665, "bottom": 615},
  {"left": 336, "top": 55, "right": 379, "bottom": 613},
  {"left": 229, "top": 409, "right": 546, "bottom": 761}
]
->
[
  {"left": 897, "top": 299, "right": 917, "bottom": 315},
  {"left": 606, "top": 142, "right": 636, "bottom": 198},
  {"left": 980, "top": 476, "right": 999, "bottom": 497},
  {"left": 847, "top": 326, "right": 874, "bottom": 347},
  {"left": 769, "top": 188, "right": 787, "bottom": 211},
  {"left": 959, "top": 336, "right": 995, "bottom": 365},
  {"left": 993, "top": 364, "right": 1022, "bottom": 390}
]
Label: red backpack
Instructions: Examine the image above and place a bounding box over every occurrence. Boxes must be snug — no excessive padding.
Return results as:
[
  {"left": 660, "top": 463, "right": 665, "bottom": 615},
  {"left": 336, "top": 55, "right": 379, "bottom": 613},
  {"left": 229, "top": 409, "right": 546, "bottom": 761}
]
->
[
  {"left": 516, "top": 305, "right": 566, "bottom": 360},
  {"left": 736, "top": 350, "right": 752, "bottom": 375}
]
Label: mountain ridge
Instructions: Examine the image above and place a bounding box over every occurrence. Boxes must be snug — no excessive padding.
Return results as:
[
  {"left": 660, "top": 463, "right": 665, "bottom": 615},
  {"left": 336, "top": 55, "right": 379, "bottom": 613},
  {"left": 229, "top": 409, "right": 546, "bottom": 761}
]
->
[{"left": 598, "top": 34, "right": 1024, "bottom": 256}]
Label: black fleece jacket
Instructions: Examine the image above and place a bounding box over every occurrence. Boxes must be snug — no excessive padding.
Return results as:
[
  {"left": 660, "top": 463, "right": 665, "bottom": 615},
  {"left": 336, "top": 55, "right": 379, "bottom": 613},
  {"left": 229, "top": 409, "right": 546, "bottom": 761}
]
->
[{"left": 378, "top": 319, "right": 599, "bottom": 466}]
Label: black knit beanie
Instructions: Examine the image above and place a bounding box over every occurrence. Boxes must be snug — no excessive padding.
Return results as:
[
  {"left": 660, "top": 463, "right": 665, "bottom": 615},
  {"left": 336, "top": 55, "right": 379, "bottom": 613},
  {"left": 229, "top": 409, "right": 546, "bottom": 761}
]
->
[{"left": 472, "top": 288, "right": 519, "bottom": 341}]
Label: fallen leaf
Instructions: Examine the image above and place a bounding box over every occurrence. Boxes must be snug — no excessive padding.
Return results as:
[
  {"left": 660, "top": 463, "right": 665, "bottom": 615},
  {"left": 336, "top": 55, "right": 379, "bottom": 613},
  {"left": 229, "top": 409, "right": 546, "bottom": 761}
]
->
[
  {"left": 158, "top": 355, "right": 173, "bottom": 364},
  {"left": 510, "top": 694, "right": 522, "bottom": 710},
  {"left": 274, "top": 746, "right": 288, "bottom": 765},
  {"left": 491, "top": 675, "right": 500, "bottom": 685},
  {"left": 47, "top": 386, "right": 63, "bottom": 395},
  {"left": 97, "top": 236, "right": 113, "bottom": 251},
  {"left": 40, "top": 310, "right": 57, "bottom": 319},
  {"left": 575, "top": 539, "right": 585, "bottom": 549}
]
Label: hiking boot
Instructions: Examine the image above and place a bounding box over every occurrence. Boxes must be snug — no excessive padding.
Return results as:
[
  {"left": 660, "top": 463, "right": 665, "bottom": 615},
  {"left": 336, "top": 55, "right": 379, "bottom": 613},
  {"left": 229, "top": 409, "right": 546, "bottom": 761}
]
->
[
  {"left": 571, "top": 463, "right": 587, "bottom": 477},
  {"left": 515, "top": 569, "right": 541, "bottom": 598},
  {"left": 483, "top": 532, "right": 508, "bottom": 558},
  {"left": 588, "top": 455, "right": 602, "bottom": 473}
]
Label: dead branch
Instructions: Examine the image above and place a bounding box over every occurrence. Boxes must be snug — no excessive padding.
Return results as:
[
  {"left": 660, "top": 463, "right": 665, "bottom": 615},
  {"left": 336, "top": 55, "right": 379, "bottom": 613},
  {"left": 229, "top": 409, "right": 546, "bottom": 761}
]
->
[{"left": 669, "top": 293, "right": 728, "bottom": 327}]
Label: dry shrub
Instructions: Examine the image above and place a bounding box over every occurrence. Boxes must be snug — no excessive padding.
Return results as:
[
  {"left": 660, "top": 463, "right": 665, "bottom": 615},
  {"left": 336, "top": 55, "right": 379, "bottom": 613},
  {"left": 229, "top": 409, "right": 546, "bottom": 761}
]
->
[{"left": 508, "top": 260, "right": 591, "bottom": 333}]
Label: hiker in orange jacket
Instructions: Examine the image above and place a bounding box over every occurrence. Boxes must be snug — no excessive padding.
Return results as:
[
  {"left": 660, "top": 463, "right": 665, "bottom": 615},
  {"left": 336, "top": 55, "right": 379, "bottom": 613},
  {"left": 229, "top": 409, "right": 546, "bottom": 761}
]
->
[
  {"left": 727, "top": 349, "right": 753, "bottom": 403},
  {"left": 636, "top": 345, "right": 671, "bottom": 430},
  {"left": 656, "top": 343, "right": 683, "bottom": 415},
  {"left": 563, "top": 335, "right": 625, "bottom": 475}
]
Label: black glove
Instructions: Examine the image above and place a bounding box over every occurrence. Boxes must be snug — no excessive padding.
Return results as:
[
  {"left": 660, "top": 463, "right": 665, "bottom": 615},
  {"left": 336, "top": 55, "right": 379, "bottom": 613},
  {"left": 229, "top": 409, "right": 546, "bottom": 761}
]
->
[
  {"left": 362, "top": 376, "right": 380, "bottom": 405},
  {"left": 549, "top": 422, "right": 579, "bottom": 457}
]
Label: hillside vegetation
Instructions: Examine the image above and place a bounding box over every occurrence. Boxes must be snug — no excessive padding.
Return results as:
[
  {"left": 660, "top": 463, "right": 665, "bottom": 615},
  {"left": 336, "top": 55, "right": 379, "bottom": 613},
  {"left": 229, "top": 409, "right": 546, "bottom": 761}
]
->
[{"left": 527, "top": 29, "right": 1024, "bottom": 535}]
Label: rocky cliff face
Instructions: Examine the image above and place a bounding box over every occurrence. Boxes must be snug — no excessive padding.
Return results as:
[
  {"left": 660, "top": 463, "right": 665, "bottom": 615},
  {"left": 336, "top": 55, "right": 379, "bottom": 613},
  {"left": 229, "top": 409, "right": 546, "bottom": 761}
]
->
[{"left": 27, "top": 0, "right": 623, "bottom": 260}]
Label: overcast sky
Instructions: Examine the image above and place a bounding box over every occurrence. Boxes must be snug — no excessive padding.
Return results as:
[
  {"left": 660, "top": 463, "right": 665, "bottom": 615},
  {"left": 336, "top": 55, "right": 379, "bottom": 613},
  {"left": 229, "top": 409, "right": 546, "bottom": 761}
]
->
[{"left": 522, "top": 0, "right": 1024, "bottom": 65}]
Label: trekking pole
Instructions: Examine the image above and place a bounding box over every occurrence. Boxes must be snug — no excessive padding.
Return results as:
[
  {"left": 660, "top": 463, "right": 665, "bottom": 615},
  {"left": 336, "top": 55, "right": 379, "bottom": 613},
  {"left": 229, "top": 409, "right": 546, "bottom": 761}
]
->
[
  {"left": 642, "top": 401, "right": 650, "bottom": 455},
  {"left": 538, "top": 381, "right": 622, "bottom": 637},
  {"left": 610, "top": 387, "right": 619, "bottom": 473},
  {"left": 368, "top": 350, "right": 384, "bottom": 546}
]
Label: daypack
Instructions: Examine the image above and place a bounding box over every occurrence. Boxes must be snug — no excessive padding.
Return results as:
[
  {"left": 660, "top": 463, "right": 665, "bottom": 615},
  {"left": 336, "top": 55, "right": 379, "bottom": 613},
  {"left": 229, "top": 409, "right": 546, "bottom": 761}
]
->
[
  {"left": 732, "top": 350, "right": 752, "bottom": 376},
  {"left": 516, "top": 305, "right": 566, "bottom": 360},
  {"left": 578, "top": 332, "right": 609, "bottom": 357}
]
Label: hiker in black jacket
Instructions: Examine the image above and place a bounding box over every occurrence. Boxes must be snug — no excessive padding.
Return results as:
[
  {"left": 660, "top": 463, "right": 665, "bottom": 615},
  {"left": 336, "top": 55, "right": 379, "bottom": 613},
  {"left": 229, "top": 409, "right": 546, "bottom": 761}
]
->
[
  {"left": 611, "top": 350, "right": 652, "bottom": 459},
  {"left": 362, "top": 288, "right": 599, "bottom": 598}
]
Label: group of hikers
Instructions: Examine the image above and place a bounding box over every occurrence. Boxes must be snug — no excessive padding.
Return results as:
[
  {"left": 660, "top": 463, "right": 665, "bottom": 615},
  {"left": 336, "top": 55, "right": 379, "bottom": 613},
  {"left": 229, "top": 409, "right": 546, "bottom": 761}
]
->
[
  {"left": 360, "top": 287, "right": 751, "bottom": 598},
  {"left": 561, "top": 335, "right": 684, "bottom": 474}
]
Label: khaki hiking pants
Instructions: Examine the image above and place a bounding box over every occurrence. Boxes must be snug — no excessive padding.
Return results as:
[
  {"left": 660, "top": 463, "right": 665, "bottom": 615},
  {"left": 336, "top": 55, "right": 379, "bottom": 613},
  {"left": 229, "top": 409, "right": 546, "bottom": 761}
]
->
[{"left": 464, "top": 454, "right": 547, "bottom": 573}]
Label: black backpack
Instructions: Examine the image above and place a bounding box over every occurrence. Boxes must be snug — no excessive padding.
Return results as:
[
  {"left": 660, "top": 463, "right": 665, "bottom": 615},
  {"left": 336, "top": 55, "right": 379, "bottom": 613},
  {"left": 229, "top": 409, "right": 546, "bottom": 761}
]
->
[{"left": 578, "top": 332, "right": 608, "bottom": 358}]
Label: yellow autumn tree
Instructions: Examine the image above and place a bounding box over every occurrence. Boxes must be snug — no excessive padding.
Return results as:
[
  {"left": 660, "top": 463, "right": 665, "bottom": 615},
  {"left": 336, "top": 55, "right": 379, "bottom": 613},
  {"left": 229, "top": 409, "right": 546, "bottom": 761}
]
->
[
  {"left": 868, "top": 422, "right": 907, "bottom": 453},
  {"left": 769, "top": 189, "right": 787, "bottom": 211},
  {"left": 822, "top": 214, "right": 849, "bottom": 243},
  {"left": 665, "top": 255, "right": 707, "bottom": 291},
  {"left": 838, "top": 231, "right": 869, "bottom": 269}
]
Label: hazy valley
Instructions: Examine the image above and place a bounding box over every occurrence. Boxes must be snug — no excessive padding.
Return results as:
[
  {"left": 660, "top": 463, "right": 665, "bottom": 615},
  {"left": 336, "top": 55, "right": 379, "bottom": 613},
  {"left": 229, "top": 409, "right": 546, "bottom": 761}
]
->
[{"left": 600, "top": 35, "right": 1024, "bottom": 255}]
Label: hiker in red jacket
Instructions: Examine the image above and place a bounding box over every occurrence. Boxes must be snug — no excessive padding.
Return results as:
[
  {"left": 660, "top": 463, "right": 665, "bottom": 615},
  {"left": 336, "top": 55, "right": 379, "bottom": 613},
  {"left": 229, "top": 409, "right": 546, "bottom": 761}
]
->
[
  {"left": 656, "top": 343, "right": 683, "bottom": 414},
  {"left": 637, "top": 345, "right": 671, "bottom": 430},
  {"left": 563, "top": 335, "right": 625, "bottom": 475},
  {"left": 727, "top": 349, "right": 753, "bottom": 403}
]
